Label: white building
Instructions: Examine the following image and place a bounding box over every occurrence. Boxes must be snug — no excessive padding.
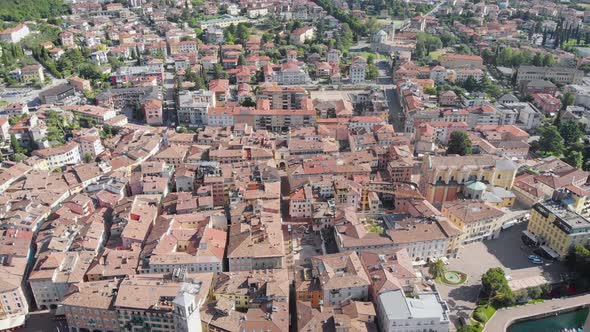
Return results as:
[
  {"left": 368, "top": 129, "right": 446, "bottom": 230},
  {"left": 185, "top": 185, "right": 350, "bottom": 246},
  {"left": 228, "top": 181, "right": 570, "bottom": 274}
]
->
[
  {"left": 310, "top": 252, "right": 370, "bottom": 307},
  {"left": 32, "top": 142, "right": 82, "bottom": 168},
  {"left": 205, "top": 111, "right": 234, "bottom": 127},
  {"left": 75, "top": 135, "right": 104, "bottom": 158},
  {"left": 289, "top": 185, "right": 313, "bottom": 218},
  {"left": 453, "top": 68, "right": 484, "bottom": 83},
  {"left": 172, "top": 281, "right": 206, "bottom": 332},
  {"left": 349, "top": 57, "right": 367, "bottom": 83},
  {"left": 377, "top": 290, "right": 450, "bottom": 332},
  {"left": 0, "top": 24, "right": 30, "bottom": 43},
  {"left": 271, "top": 62, "right": 312, "bottom": 85},
  {"left": 198, "top": 15, "right": 248, "bottom": 29},
  {"left": 29, "top": 252, "right": 95, "bottom": 310},
  {"left": 177, "top": 90, "right": 215, "bottom": 127}
]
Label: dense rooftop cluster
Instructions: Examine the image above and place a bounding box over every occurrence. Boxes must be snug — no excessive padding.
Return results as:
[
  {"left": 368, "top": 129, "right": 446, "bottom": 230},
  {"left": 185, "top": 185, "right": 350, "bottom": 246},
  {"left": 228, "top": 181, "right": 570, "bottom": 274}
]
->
[{"left": 2, "top": 0, "right": 590, "bottom": 331}]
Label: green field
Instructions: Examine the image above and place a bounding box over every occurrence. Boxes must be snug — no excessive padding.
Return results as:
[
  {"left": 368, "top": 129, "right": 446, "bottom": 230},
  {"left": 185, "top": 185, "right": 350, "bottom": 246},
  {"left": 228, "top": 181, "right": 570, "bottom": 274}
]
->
[{"left": 429, "top": 50, "right": 446, "bottom": 60}]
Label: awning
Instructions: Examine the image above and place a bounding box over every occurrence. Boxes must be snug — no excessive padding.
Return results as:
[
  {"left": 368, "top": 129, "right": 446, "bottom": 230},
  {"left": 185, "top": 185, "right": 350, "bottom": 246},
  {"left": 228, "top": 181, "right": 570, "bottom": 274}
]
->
[
  {"left": 412, "top": 260, "right": 427, "bottom": 266},
  {"left": 0, "top": 314, "right": 26, "bottom": 330},
  {"left": 522, "top": 230, "right": 538, "bottom": 242},
  {"left": 541, "top": 245, "right": 560, "bottom": 259}
]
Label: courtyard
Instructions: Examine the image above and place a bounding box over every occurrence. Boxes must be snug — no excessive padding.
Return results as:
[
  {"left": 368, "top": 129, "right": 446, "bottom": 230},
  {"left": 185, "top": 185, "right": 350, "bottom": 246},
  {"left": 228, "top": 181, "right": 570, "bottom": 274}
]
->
[{"left": 437, "top": 222, "right": 568, "bottom": 330}]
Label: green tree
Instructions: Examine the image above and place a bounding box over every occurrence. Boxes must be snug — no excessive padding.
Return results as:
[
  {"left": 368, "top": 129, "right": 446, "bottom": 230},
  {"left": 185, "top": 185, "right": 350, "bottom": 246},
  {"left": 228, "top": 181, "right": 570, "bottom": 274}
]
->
[
  {"left": 446, "top": 131, "right": 472, "bottom": 156},
  {"left": 365, "top": 64, "right": 378, "bottom": 80},
  {"left": 457, "top": 324, "right": 482, "bottom": 332},
  {"left": 482, "top": 267, "right": 511, "bottom": 299},
  {"left": 224, "top": 31, "right": 235, "bottom": 45},
  {"left": 10, "top": 153, "right": 27, "bottom": 162},
  {"left": 473, "top": 308, "right": 489, "bottom": 323},
  {"left": 429, "top": 259, "right": 446, "bottom": 279},
  {"left": 132, "top": 102, "right": 144, "bottom": 121},
  {"left": 415, "top": 32, "right": 442, "bottom": 57},
  {"left": 532, "top": 53, "right": 543, "bottom": 66},
  {"left": 235, "top": 23, "right": 251, "bottom": 44},
  {"left": 559, "top": 120, "right": 583, "bottom": 145},
  {"left": 0, "top": 0, "right": 69, "bottom": 22},
  {"left": 83, "top": 153, "right": 93, "bottom": 163},
  {"left": 492, "top": 292, "right": 515, "bottom": 308},
  {"left": 565, "top": 150, "right": 583, "bottom": 168},
  {"left": 527, "top": 286, "right": 543, "bottom": 299},
  {"left": 537, "top": 125, "right": 565, "bottom": 156},
  {"left": 543, "top": 54, "right": 555, "bottom": 67},
  {"left": 541, "top": 283, "right": 552, "bottom": 296},
  {"left": 10, "top": 134, "right": 25, "bottom": 154},
  {"left": 240, "top": 97, "right": 256, "bottom": 107},
  {"left": 561, "top": 92, "right": 576, "bottom": 109},
  {"left": 213, "top": 64, "right": 226, "bottom": 79},
  {"left": 424, "top": 86, "right": 437, "bottom": 95},
  {"left": 463, "top": 76, "right": 479, "bottom": 92}
]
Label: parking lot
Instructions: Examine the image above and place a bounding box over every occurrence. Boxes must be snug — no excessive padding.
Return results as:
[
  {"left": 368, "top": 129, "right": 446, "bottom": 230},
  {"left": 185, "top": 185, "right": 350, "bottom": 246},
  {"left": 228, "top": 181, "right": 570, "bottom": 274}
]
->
[{"left": 437, "top": 222, "right": 568, "bottom": 329}]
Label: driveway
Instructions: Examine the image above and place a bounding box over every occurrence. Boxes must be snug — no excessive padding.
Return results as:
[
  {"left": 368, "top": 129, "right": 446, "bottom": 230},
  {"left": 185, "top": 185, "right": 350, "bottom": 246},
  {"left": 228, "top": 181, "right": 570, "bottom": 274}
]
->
[{"left": 437, "top": 222, "right": 568, "bottom": 330}]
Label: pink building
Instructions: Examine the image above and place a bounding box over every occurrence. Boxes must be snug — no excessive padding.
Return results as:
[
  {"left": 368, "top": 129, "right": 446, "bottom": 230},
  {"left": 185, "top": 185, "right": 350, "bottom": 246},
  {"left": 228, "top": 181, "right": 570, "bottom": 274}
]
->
[
  {"left": 143, "top": 99, "right": 163, "bottom": 125},
  {"left": 532, "top": 93, "right": 561, "bottom": 115}
]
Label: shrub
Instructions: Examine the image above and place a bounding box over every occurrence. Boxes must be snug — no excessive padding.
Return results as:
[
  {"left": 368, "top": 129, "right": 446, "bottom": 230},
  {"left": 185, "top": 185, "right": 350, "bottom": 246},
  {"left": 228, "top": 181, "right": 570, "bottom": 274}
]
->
[{"left": 473, "top": 310, "right": 488, "bottom": 323}]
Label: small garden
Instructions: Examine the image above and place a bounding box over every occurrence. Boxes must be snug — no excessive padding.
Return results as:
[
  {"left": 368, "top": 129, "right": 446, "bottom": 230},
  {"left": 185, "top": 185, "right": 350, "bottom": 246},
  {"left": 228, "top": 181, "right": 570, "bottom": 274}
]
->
[
  {"left": 458, "top": 268, "right": 553, "bottom": 332},
  {"left": 365, "top": 218, "right": 384, "bottom": 234}
]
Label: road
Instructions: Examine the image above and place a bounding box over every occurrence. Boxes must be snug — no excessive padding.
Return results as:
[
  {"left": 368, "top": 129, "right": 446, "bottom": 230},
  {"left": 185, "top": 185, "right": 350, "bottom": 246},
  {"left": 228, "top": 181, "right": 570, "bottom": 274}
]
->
[
  {"left": 400, "top": 0, "right": 445, "bottom": 31},
  {"left": 163, "top": 70, "right": 176, "bottom": 126},
  {"left": 483, "top": 294, "right": 590, "bottom": 331},
  {"left": 385, "top": 88, "right": 404, "bottom": 132}
]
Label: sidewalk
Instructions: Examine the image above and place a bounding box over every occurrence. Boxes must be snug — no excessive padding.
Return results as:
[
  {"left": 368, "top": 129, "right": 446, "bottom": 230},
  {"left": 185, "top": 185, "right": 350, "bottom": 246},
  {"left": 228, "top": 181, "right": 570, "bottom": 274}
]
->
[{"left": 483, "top": 294, "right": 590, "bottom": 331}]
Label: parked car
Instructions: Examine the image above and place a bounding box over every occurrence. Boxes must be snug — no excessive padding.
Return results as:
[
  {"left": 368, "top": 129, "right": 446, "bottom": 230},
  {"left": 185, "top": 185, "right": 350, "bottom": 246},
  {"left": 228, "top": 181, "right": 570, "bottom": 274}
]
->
[
  {"left": 528, "top": 255, "right": 540, "bottom": 260},
  {"left": 531, "top": 258, "right": 544, "bottom": 265}
]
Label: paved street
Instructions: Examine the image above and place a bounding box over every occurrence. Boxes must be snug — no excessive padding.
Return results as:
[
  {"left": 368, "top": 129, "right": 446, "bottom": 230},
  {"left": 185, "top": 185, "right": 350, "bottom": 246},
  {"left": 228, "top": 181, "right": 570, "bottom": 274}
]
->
[
  {"left": 385, "top": 88, "right": 404, "bottom": 132},
  {"left": 17, "top": 310, "right": 67, "bottom": 332},
  {"left": 483, "top": 293, "right": 590, "bottom": 331},
  {"left": 437, "top": 222, "right": 568, "bottom": 330}
]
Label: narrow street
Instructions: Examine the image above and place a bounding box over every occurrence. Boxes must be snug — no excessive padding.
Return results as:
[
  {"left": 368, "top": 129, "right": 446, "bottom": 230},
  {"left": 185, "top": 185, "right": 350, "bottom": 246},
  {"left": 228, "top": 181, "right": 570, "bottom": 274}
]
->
[
  {"left": 163, "top": 70, "right": 176, "bottom": 126},
  {"left": 385, "top": 88, "right": 405, "bottom": 132}
]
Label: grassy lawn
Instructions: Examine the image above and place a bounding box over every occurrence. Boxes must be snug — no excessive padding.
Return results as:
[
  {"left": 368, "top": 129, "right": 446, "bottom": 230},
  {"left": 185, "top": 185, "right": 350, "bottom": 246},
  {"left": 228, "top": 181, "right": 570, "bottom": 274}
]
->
[
  {"left": 350, "top": 52, "right": 380, "bottom": 60},
  {"left": 428, "top": 50, "right": 446, "bottom": 60},
  {"left": 473, "top": 304, "right": 497, "bottom": 324}
]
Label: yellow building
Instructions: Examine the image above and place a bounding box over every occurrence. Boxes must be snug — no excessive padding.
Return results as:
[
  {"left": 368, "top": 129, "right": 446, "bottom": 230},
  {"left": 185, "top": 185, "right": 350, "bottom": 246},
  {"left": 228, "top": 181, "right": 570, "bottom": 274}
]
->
[
  {"left": 558, "top": 185, "right": 590, "bottom": 217},
  {"left": 212, "top": 269, "right": 289, "bottom": 311},
  {"left": 442, "top": 200, "right": 505, "bottom": 244},
  {"left": 420, "top": 155, "right": 518, "bottom": 204},
  {"left": 526, "top": 200, "right": 590, "bottom": 259}
]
